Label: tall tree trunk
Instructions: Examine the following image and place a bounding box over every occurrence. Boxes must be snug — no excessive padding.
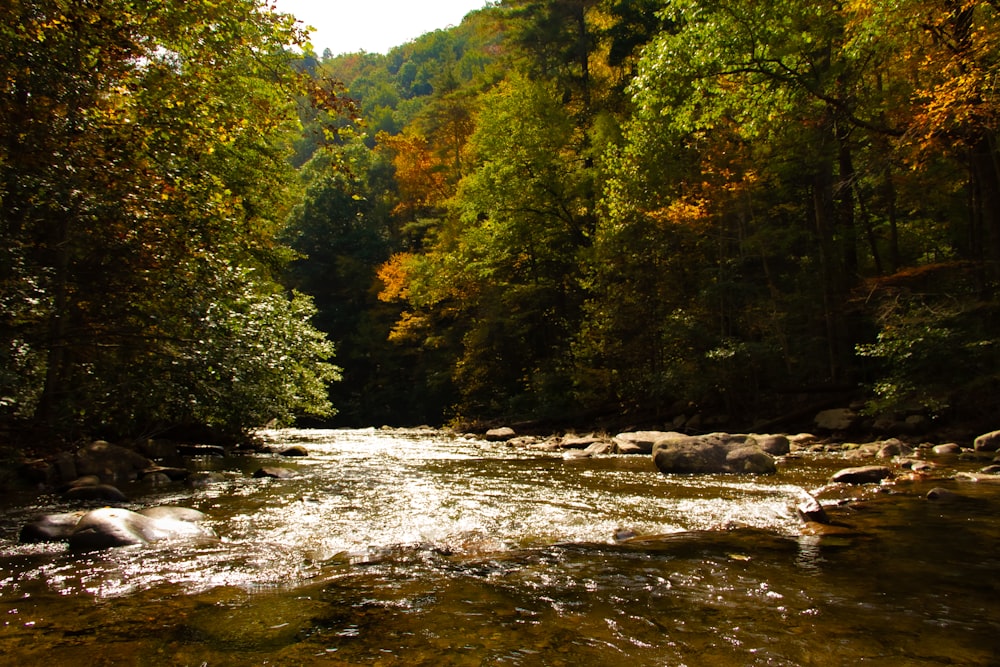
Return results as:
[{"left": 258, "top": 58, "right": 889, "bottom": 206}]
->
[
  {"left": 813, "top": 160, "right": 841, "bottom": 383},
  {"left": 969, "top": 131, "right": 1000, "bottom": 265},
  {"left": 836, "top": 124, "right": 859, "bottom": 281}
]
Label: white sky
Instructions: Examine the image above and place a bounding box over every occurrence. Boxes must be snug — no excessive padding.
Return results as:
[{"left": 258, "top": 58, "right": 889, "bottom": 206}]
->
[{"left": 272, "top": 0, "right": 493, "bottom": 55}]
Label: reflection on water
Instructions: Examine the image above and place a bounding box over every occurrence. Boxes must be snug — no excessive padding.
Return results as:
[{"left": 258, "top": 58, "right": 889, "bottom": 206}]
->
[{"left": 1, "top": 428, "right": 999, "bottom": 665}]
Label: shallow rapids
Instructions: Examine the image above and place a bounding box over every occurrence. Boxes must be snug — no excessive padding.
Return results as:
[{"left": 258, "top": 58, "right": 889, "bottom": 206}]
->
[{"left": 1, "top": 427, "right": 999, "bottom": 665}]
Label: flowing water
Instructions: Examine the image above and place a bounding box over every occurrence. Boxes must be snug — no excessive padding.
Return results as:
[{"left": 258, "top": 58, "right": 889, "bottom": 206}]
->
[{"left": 1, "top": 428, "right": 999, "bottom": 665}]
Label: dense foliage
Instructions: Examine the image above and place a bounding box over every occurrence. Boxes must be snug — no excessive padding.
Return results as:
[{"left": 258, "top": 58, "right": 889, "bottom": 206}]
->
[
  {"left": 290, "top": 0, "right": 1000, "bottom": 430},
  {"left": 0, "top": 0, "right": 345, "bottom": 441},
  {"left": 5, "top": 0, "right": 999, "bottom": 439}
]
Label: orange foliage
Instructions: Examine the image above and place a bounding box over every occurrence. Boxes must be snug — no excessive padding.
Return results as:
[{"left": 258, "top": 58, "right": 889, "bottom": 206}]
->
[
  {"left": 647, "top": 197, "right": 712, "bottom": 230},
  {"left": 377, "top": 252, "right": 415, "bottom": 302},
  {"left": 376, "top": 131, "right": 453, "bottom": 216}
]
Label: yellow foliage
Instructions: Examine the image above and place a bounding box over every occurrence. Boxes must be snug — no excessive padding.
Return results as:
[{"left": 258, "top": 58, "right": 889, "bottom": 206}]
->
[
  {"left": 387, "top": 311, "right": 428, "bottom": 344},
  {"left": 647, "top": 197, "right": 711, "bottom": 230},
  {"left": 376, "top": 252, "right": 415, "bottom": 302}
]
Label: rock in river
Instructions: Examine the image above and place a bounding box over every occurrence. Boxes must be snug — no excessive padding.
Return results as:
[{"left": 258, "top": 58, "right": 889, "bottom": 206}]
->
[
  {"left": 253, "top": 467, "right": 299, "bottom": 479},
  {"left": 652, "top": 433, "right": 776, "bottom": 475},
  {"left": 830, "top": 465, "right": 893, "bottom": 485},
  {"left": 19, "top": 511, "right": 87, "bottom": 543},
  {"left": 21, "top": 506, "right": 213, "bottom": 550},
  {"left": 62, "top": 483, "right": 128, "bottom": 502},
  {"left": 68, "top": 506, "right": 214, "bottom": 551},
  {"left": 973, "top": 429, "right": 1000, "bottom": 452},
  {"left": 485, "top": 427, "right": 516, "bottom": 442}
]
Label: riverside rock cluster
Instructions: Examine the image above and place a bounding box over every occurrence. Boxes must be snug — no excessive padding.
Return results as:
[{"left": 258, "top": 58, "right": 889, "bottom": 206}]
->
[
  {"left": 14, "top": 437, "right": 310, "bottom": 551},
  {"left": 485, "top": 424, "right": 1000, "bottom": 533}
]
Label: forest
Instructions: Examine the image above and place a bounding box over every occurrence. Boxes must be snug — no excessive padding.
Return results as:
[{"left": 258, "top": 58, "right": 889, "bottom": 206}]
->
[{"left": 2, "top": 0, "right": 999, "bottom": 444}]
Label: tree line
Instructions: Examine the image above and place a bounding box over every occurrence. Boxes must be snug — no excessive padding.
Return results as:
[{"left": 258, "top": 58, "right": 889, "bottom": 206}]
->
[
  {"left": 3, "top": 0, "right": 998, "bottom": 444},
  {"left": 293, "top": 0, "right": 1000, "bottom": 430}
]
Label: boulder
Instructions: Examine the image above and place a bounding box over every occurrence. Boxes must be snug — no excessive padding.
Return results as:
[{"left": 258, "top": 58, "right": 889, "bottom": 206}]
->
[
  {"left": 583, "top": 441, "right": 616, "bottom": 456},
  {"left": 75, "top": 440, "right": 153, "bottom": 484},
  {"left": 652, "top": 433, "right": 776, "bottom": 475},
  {"left": 973, "top": 430, "right": 1000, "bottom": 452},
  {"left": 796, "top": 494, "right": 830, "bottom": 524},
  {"left": 62, "top": 483, "right": 128, "bottom": 502},
  {"left": 830, "top": 465, "right": 893, "bottom": 485},
  {"left": 19, "top": 511, "right": 87, "bottom": 543},
  {"left": 754, "top": 434, "right": 790, "bottom": 456},
  {"left": 559, "top": 434, "right": 602, "bottom": 450},
  {"left": 279, "top": 445, "right": 309, "bottom": 457},
  {"left": 875, "top": 438, "right": 910, "bottom": 459},
  {"left": 68, "top": 507, "right": 213, "bottom": 551},
  {"left": 485, "top": 427, "right": 516, "bottom": 442},
  {"left": 613, "top": 431, "right": 684, "bottom": 455},
  {"left": 563, "top": 449, "right": 591, "bottom": 459},
  {"left": 800, "top": 521, "right": 858, "bottom": 537},
  {"left": 902, "top": 459, "right": 934, "bottom": 473},
  {"left": 932, "top": 443, "right": 962, "bottom": 456},
  {"left": 725, "top": 445, "right": 778, "bottom": 474}
]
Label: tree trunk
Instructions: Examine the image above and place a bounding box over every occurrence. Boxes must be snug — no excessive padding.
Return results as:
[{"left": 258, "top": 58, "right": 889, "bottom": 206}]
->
[{"left": 969, "top": 131, "right": 1000, "bottom": 266}]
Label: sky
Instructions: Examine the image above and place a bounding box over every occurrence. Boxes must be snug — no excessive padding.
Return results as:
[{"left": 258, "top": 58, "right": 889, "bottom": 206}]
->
[{"left": 272, "top": 0, "right": 493, "bottom": 56}]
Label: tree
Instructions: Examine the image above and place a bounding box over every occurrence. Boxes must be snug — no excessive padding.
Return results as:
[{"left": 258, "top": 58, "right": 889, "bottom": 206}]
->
[
  {"left": 0, "top": 0, "right": 345, "bottom": 440},
  {"left": 379, "top": 76, "right": 594, "bottom": 419}
]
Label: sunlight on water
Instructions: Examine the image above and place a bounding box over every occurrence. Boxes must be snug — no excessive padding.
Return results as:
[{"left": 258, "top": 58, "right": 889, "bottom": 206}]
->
[
  {"left": 2, "top": 428, "right": 809, "bottom": 600},
  {"left": 3, "top": 428, "right": 999, "bottom": 665}
]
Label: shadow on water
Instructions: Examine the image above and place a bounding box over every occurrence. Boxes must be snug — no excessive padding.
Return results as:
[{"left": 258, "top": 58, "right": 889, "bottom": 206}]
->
[{"left": 1, "top": 428, "right": 1000, "bottom": 665}]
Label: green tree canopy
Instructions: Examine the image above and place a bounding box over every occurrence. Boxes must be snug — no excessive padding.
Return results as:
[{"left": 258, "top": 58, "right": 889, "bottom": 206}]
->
[{"left": 0, "top": 0, "right": 345, "bottom": 441}]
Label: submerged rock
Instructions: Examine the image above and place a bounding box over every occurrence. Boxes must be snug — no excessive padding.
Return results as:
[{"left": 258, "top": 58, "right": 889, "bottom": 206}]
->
[
  {"left": 75, "top": 440, "right": 152, "bottom": 484},
  {"left": 253, "top": 466, "right": 299, "bottom": 479},
  {"left": 926, "top": 487, "right": 969, "bottom": 502}
]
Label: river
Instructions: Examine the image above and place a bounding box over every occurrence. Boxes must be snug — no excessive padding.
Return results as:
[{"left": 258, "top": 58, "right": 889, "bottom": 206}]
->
[{"left": 1, "top": 428, "right": 999, "bottom": 665}]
